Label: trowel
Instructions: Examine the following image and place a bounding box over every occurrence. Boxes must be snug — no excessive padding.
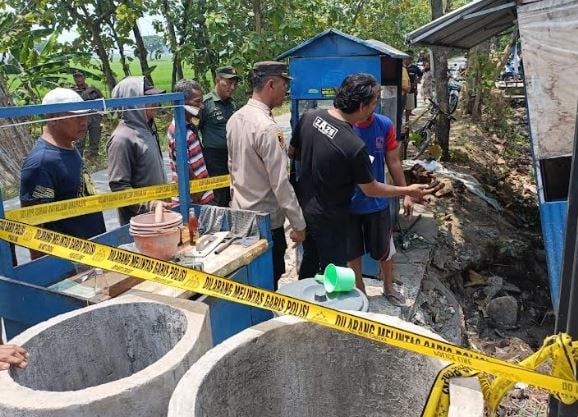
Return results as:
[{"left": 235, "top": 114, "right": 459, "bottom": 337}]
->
[
  {"left": 214, "top": 232, "right": 243, "bottom": 255},
  {"left": 186, "top": 231, "right": 228, "bottom": 257}
]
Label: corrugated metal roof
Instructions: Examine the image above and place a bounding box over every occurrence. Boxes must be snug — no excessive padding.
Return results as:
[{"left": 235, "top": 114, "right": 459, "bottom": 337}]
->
[
  {"left": 406, "top": 0, "right": 517, "bottom": 49},
  {"left": 277, "top": 29, "right": 409, "bottom": 60},
  {"left": 364, "top": 39, "right": 408, "bottom": 59}
]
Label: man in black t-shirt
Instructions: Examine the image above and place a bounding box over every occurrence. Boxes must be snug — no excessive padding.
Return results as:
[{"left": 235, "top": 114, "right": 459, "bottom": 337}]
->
[{"left": 290, "top": 74, "right": 432, "bottom": 279}]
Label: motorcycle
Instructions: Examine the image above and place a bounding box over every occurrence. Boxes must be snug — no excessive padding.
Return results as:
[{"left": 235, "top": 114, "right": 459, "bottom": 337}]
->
[{"left": 447, "top": 79, "right": 461, "bottom": 114}]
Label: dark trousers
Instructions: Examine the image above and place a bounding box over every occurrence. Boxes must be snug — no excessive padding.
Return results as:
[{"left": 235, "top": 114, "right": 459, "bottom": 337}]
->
[
  {"left": 76, "top": 114, "right": 102, "bottom": 158},
  {"left": 298, "top": 217, "right": 348, "bottom": 280},
  {"left": 203, "top": 147, "right": 231, "bottom": 207},
  {"left": 271, "top": 227, "right": 287, "bottom": 290}
]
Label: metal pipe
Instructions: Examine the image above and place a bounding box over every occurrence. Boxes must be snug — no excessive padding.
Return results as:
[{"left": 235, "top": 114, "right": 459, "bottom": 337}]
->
[{"left": 173, "top": 95, "right": 191, "bottom": 223}]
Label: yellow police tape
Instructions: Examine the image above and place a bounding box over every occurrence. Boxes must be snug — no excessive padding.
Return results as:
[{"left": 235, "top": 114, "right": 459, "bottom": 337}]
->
[
  {"left": 5, "top": 175, "right": 231, "bottom": 226},
  {"left": 1, "top": 218, "right": 577, "bottom": 416},
  {"left": 423, "top": 334, "right": 577, "bottom": 416}
]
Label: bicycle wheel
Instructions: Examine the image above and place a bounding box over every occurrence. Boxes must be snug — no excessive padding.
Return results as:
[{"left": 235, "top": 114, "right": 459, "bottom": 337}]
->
[{"left": 414, "top": 129, "right": 432, "bottom": 159}]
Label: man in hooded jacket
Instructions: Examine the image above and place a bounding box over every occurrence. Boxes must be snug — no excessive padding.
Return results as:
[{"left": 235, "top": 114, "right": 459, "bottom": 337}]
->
[{"left": 106, "top": 76, "right": 167, "bottom": 225}]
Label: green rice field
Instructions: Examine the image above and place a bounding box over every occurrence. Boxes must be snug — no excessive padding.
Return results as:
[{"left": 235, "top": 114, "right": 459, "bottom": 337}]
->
[{"left": 90, "top": 59, "right": 199, "bottom": 95}]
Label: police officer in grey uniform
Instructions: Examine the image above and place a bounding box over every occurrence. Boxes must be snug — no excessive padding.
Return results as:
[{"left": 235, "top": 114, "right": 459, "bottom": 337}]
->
[{"left": 227, "top": 61, "right": 306, "bottom": 289}]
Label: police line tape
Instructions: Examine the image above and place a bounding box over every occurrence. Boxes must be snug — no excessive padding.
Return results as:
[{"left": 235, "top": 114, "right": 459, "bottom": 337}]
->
[
  {"left": 5, "top": 175, "right": 230, "bottom": 225},
  {"left": 424, "top": 333, "right": 577, "bottom": 416},
  {"left": 0, "top": 218, "right": 577, "bottom": 416}
]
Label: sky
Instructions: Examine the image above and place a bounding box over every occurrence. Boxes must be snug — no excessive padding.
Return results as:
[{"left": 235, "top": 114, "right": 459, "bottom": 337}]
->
[{"left": 58, "top": 16, "right": 159, "bottom": 43}]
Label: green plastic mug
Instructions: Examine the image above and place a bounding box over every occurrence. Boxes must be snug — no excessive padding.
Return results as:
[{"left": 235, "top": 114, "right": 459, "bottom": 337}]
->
[
  {"left": 314, "top": 274, "right": 325, "bottom": 284},
  {"left": 323, "top": 263, "right": 355, "bottom": 293}
]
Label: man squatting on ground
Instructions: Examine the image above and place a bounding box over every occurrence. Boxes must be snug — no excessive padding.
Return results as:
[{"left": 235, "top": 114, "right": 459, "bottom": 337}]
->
[
  {"left": 168, "top": 80, "right": 214, "bottom": 205},
  {"left": 349, "top": 110, "right": 412, "bottom": 304},
  {"left": 227, "top": 62, "right": 306, "bottom": 290},
  {"left": 290, "top": 73, "right": 436, "bottom": 282},
  {"left": 20, "top": 88, "right": 106, "bottom": 260},
  {"left": 106, "top": 76, "right": 168, "bottom": 226}
]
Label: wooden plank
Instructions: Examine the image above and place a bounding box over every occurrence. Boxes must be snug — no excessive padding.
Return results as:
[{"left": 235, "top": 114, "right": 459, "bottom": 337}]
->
[
  {"left": 79, "top": 272, "right": 144, "bottom": 298},
  {"left": 494, "top": 81, "right": 524, "bottom": 89},
  {"left": 49, "top": 271, "right": 144, "bottom": 303},
  {"left": 48, "top": 239, "right": 269, "bottom": 301},
  {"left": 133, "top": 239, "right": 269, "bottom": 298}
]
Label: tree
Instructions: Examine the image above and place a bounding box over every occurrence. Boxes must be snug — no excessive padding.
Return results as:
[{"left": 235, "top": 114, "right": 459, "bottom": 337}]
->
[
  {"left": 0, "top": 7, "right": 36, "bottom": 188},
  {"left": 0, "top": 76, "right": 34, "bottom": 189},
  {"left": 47, "top": 0, "right": 119, "bottom": 93},
  {"left": 154, "top": 0, "right": 181, "bottom": 87},
  {"left": 4, "top": 31, "right": 92, "bottom": 103},
  {"left": 142, "top": 35, "right": 166, "bottom": 60},
  {"left": 104, "top": 12, "right": 133, "bottom": 77},
  {"left": 133, "top": 22, "right": 154, "bottom": 83},
  {"left": 429, "top": 0, "right": 451, "bottom": 160}
]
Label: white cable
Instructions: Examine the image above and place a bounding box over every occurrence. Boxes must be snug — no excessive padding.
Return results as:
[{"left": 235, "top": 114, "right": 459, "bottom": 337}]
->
[{"left": 100, "top": 97, "right": 107, "bottom": 115}]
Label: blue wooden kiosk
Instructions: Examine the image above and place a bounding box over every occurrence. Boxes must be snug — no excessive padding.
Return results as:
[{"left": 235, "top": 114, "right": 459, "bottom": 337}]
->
[
  {"left": 277, "top": 29, "right": 408, "bottom": 277},
  {"left": 0, "top": 93, "right": 274, "bottom": 344}
]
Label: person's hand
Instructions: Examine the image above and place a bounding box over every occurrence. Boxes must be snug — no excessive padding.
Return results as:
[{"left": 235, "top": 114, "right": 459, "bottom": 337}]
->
[
  {"left": 0, "top": 345, "right": 28, "bottom": 370},
  {"left": 151, "top": 200, "right": 174, "bottom": 210},
  {"left": 403, "top": 195, "right": 414, "bottom": 217},
  {"left": 405, "top": 182, "right": 441, "bottom": 201},
  {"left": 290, "top": 229, "right": 306, "bottom": 244}
]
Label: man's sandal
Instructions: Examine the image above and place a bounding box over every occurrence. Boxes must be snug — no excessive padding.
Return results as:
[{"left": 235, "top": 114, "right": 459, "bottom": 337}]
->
[{"left": 383, "top": 290, "right": 406, "bottom": 307}]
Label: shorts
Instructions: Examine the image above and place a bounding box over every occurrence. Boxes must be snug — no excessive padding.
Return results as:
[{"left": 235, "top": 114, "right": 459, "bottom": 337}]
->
[
  {"left": 347, "top": 209, "right": 394, "bottom": 261},
  {"left": 405, "top": 93, "right": 416, "bottom": 111}
]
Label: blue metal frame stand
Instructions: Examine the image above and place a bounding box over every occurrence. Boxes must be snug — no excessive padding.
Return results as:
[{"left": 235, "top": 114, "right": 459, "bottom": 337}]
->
[{"left": 0, "top": 93, "right": 274, "bottom": 340}]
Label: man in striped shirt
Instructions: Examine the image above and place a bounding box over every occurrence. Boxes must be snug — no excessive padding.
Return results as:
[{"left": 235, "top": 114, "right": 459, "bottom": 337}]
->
[{"left": 168, "top": 79, "right": 214, "bottom": 204}]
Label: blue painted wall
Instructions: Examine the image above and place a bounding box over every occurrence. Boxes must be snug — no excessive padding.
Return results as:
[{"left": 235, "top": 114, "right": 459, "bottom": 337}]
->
[
  {"left": 289, "top": 57, "right": 381, "bottom": 100},
  {"left": 539, "top": 200, "right": 567, "bottom": 309}
]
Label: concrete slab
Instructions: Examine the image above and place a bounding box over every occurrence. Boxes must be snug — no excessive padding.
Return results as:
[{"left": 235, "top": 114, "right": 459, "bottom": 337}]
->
[
  {"left": 449, "top": 378, "right": 485, "bottom": 417},
  {"left": 168, "top": 313, "right": 483, "bottom": 417},
  {"left": 364, "top": 207, "right": 438, "bottom": 319},
  {"left": 0, "top": 292, "right": 212, "bottom": 417},
  {"left": 366, "top": 262, "right": 428, "bottom": 317}
]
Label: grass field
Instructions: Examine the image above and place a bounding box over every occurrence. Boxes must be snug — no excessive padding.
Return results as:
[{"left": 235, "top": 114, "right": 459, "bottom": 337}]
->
[{"left": 88, "top": 59, "right": 200, "bottom": 95}]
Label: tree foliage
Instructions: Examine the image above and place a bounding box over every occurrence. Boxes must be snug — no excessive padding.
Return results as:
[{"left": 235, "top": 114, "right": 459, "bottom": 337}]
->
[
  {"left": 0, "top": 0, "right": 470, "bottom": 98},
  {"left": 4, "top": 31, "right": 91, "bottom": 103},
  {"left": 142, "top": 35, "right": 167, "bottom": 60}
]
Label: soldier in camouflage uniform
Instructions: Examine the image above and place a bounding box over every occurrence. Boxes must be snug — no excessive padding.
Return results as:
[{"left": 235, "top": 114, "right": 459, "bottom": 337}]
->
[{"left": 72, "top": 70, "right": 104, "bottom": 162}]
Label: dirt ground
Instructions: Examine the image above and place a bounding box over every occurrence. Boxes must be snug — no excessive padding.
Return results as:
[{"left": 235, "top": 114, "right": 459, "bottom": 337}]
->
[{"left": 412, "top": 106, "right": 554, "bottom": 416}]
